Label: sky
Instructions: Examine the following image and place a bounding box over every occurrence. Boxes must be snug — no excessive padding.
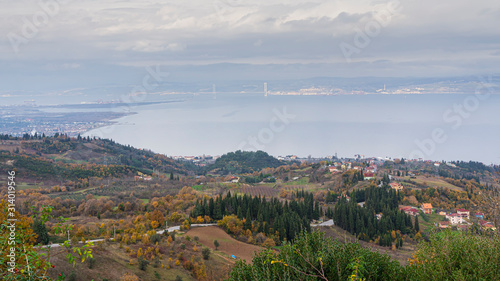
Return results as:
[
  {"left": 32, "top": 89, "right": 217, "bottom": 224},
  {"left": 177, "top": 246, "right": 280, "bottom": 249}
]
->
[{"left": 1, "top": 0, "right": 500, "bottom": 91}]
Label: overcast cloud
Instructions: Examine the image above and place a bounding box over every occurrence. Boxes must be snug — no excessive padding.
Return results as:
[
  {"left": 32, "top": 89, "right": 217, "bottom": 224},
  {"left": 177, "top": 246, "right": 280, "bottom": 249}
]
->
[{"left": 1, "top": 0, "right": 500, "bottom": 90}]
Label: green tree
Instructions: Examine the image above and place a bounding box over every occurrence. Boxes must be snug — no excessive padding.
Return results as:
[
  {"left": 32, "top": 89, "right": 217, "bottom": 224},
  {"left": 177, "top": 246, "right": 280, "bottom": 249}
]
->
[
  {"left": 202, "top": 247, "right": 211, "bottom": 260},
  {"left": 228, "top": 231, "right": 402, "bottom": 281},
  {"left": 244, "top": 209, "right": 252, "bottom": 230},
  {"left": 407, "top": 230, "right": 500, "bottom": 280},
  {"left": 214, "top": 240, "right": 219, "bottom": 250},
  {"left": 138, "top": 257, "right": 149, "bottom": 271},
  {"left": 32, "top": 219, "right": 50, "bottom": 245}
]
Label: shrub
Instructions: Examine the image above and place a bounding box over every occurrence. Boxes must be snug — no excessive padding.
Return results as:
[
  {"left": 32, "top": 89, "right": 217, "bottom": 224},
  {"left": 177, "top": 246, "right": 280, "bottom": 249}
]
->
[
  {"left": 227, "top": 231, "right": 401, "bottom": 281},
  {"left": 153, "top": 256, "right": 161, "bottom": 268},
  {"left": 87, "top": 257, "right": 96, "bottom": 269},
  {"left": 183, "top": 260, "right": 194, "bottom": 271},
  {"left": 138, "top": 257, "right": 149, "bottom": 271},
  {"left": 150, "top": 234, "right": 161, "bottom": 244},
  {"left": 194, "top": 236, "right": 199, "bottom": 241},
  {"left": 120, "top": 273, "right": 139, "bottom": 281},
  {"left": 407, "top": 230, "right": 500, "bottom": 280},
  {"left": 180, "top": 243, "right": 186, "bottom": 250},
  {"left": 202, "top": 247, "right": 210, "bottom": 260},
  {"left": 67, "top": 272, "right": 77, "bottom": 281}
]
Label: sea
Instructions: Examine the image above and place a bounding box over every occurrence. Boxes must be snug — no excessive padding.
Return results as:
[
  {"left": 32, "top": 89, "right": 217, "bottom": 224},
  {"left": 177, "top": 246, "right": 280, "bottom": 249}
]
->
[{"left": 83, "top": 93, "right": 500, "bottom": 164}]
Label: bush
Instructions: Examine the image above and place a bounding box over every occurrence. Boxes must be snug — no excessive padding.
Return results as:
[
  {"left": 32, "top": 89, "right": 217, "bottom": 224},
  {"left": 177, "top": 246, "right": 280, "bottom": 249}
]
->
[
  {"left": 138, "top": 257, "right": 149, "bottom": 271},
  {"left": 228, "top": 230, "right": 500, "bottom": 281},
  {"left": 150, "top": 234, "right": 161, "bottom": 244},
  {"left": 87, "top": 257, "right": 96, "bottom": 269},
  {"left": 120, "top": 273, "right": 139, "bottom": 281},
  {"left": 202, "top": 247, "right": 210, "bottom": 260},
  {"left": 153, "top": 256, "right": 161, "bottom": 268},
  {"left": 67, "top": 272, "right": 77, "bottom": 281},
  {"left": 227, "top": 231, "right": 401, "bottom": 281},
  {"left": 194, "top": 236, "right": 199, "bottom": 241},
  {"left": 180, "top": 243, "right": 186, "bottom": 250},
  {"left": 175, "top": 276, "right": 183, "bottom": 281},
  {"left": 407, "top": 230, "right": 500, "bottom": 280}
]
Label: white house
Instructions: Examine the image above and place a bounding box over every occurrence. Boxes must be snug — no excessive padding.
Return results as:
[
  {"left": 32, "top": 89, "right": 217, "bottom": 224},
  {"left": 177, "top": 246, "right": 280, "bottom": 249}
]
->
[
  {"left": 456, "top": 209, "right": 470, "bottom": 219},
  {"left": 446, "top": 213, "right": 465, "bottom": 225}
]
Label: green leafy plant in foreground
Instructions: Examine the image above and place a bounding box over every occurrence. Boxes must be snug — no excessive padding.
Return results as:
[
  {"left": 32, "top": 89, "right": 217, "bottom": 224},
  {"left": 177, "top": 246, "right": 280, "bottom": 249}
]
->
[{"left": 1, "top": 201, "right": 93, "bottom": 280}]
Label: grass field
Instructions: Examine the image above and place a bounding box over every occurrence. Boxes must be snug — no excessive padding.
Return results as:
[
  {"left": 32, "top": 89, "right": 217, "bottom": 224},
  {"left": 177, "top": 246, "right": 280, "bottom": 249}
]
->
[
  {"left": 186, "top": 226, "right": 263, "bottom": 264},
  {"left": 46, "top": 243, "right": 195, "bottom": 281},
  {"left": 402, "top": 176, "right": 464, "bottom": 191},
  {"left": 418, "top": 212, "right": 446, "bottom": 232},
  {"left": 192, "top": 184, "right": 204, "bottom": 190},
  {"left": 284, "top": 177, "right": 310, "bottom": 185},
  {"left": 235, "top": 185, "right": 279, "bottom": 198}
]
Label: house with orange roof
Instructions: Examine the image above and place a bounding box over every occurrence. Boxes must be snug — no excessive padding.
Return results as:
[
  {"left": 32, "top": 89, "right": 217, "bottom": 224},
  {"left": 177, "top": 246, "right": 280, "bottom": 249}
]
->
[{"left": 421, "top": 203, "right": 433, "bottom": 214}]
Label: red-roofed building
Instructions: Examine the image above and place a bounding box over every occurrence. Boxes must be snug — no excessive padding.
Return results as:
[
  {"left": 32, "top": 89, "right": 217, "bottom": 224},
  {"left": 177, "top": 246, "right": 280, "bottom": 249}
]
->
[
  {"left": 389, "top": 182, "right": 403, "bottom": 191},
  {"left": 406, "top": 208, "right": 420, "bottom": 216},
  {"left": 439, "top": 221, "right": 450, "bottom": 229},
  {"left": 399, "top": 206, "right": 419, "bottom": 216},
  {"left": 456, "top": 209, "right": 470, "bottom": 219},
  {"left": 363, "top": 172, "right": 374, "bottom": 178},
  {"left": 446, "top": 213, "right": 465, "bottom": 225},
  {"left": 479, "top": 220, "right": 496, "bottom": 230}
]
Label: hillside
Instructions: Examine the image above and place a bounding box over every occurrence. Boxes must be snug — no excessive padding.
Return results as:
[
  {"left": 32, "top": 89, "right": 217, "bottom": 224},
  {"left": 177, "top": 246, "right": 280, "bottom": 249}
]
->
[
  {"left": 207, "top": 150, "right": 286, "bottom": 175},
  {"left": 0, "top": 134, "right": 198, "bottom": 182}
]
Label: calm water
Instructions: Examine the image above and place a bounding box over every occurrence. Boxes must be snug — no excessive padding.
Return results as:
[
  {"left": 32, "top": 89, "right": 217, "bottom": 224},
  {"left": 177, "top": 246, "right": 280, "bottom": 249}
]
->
[{"left": 84, "top": 94, "right": 500, "bottom": 164}]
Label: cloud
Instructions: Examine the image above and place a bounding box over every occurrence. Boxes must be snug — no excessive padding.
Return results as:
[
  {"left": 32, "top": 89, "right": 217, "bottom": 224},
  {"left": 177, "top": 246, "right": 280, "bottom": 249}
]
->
[{"left": 0, "top": 0, "right": 499, "bottom": 83}]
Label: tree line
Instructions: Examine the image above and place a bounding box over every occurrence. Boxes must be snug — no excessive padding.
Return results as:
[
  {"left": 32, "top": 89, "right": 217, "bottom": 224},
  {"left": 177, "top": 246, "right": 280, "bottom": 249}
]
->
[
  {"left": 334, "top": 185, "right": 416, "bottom": 247},
  {"left": 191, "top": 191, "right": 322, "bottom": 242}
]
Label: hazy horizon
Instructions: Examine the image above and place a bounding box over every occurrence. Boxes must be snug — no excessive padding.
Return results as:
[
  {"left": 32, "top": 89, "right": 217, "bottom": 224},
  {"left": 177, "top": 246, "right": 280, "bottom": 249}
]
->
[{"left": 1, "top": 0, "right": 500, "bottom": 95}]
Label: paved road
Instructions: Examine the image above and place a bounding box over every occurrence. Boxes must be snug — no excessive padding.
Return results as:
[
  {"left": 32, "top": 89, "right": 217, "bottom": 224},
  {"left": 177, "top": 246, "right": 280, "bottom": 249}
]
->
[
  {"left": 157, "top": 223, "right": 217, "bottom": 235},
  {"left": 44, "top": 221, "right": 335, "bottom": 249},
  {"left": 43, "top": 223, "right": 217, "bottom": 248},
  {"left": 311, "top": 219, "right": 334, "bottom": 227}
]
